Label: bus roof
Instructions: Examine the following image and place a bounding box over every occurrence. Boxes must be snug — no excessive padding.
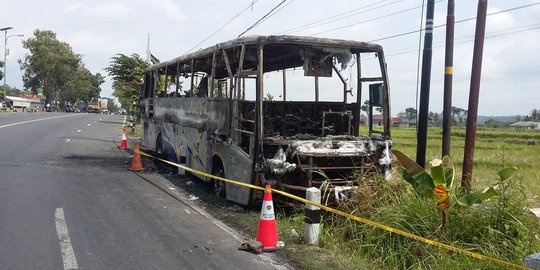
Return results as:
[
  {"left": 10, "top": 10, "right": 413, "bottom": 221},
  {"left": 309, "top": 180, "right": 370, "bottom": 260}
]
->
[{"left": 146, "top": 35, "right": 384, "bottom": 73}]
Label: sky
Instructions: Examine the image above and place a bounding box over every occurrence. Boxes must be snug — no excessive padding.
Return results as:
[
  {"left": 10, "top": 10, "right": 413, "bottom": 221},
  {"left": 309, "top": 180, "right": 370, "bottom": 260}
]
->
[{"left": 1, "top": 0, "right": 539, "bottom": 116}]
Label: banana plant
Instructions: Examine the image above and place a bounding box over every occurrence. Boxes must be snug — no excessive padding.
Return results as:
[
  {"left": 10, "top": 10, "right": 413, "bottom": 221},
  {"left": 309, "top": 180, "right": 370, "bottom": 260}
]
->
[{"left": 392, "top": 150, "right": 517, "bottom": 229}]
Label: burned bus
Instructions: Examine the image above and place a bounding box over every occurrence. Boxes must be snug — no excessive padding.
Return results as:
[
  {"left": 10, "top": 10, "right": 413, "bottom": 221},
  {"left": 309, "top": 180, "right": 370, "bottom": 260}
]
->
[{"left": 141, "top": 35, "right": 392, "bottom": 206}]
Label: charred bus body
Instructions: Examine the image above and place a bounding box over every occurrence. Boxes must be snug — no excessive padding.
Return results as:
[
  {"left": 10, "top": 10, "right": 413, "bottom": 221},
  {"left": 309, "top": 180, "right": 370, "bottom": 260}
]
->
[{"left": 141, "top": 35, "right": 392, "bottom": 206}]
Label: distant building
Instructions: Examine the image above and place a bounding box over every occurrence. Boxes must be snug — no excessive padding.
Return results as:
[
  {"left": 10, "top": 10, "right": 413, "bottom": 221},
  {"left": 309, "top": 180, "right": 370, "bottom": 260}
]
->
[
  {"left": 509, "top": 121, "right": 539, "bottom": 130},
  {"left": 17, "top": 93, "right": 45, "bottom": 111},
  {"left": 6, "top": 96, "right": 32, "bottom": 111},
  {"left": 371, "top": 115, "right": 410, "bottom": 127}
]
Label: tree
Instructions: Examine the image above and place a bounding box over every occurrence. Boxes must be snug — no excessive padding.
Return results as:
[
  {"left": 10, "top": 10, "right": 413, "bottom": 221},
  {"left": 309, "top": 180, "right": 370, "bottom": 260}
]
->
[
  {"left": 530, "top": 109, "right": 539, "bottom": 121},
  {"left": 106, "top": 98, "right": 120, "bottom": 113},
  {"left": 428, "top": 111, "right": 441, "bottom": 126},
  {"left": 19, "top": 29, "right": 101, "bottom": 110},
  {"left": 20, "top": 30, "right": 83, "bottom": 110},
  {"left": 0, "top": 61, "right": 4, "bottom": 81},
  {"left": 105, "top": 53, "right": 151, "bottom": 116},
  {"left": 484, "top": 119, "right": 503, "bottom": 128},
  {"left": 451, "top": 106, "right": 467, "bottom": 127},
  {"left": 61, "top": 66, "right": 103, "bottom": 109},
  {"left": 398, "top": 107, "right": 418, "bottom": 122}
]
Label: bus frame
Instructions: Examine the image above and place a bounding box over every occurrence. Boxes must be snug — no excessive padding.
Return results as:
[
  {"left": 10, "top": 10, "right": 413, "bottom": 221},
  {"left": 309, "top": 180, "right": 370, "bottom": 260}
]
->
[{"left": 141, "top": 35, "right": 392, "bottom": 206}]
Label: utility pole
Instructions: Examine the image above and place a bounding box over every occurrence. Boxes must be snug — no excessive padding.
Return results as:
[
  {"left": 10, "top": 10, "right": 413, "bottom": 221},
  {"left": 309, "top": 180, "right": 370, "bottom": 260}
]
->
[
  {"left": 146, "top": 34, "right": 151, "bottom": 64},
  {"left": 442, "top": 0, "right": 455, "bottom": 157},
  {"left": 1, "top": 26, "right": 13, "bottom": 100},
  {"left": 416, "top": 0, "right": 435, "bottom": 168},
  {"left": 462, "top": 0, "right": 488, "bottom": 193}
]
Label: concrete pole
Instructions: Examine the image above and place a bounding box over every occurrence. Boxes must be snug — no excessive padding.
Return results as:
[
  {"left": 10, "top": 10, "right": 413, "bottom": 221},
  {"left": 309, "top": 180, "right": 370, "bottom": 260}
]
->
[
  {"left": 462, "top": 0, "right": 488, "bottom": 193},
  {"left": 304, "top": 187, "right": 321, "bottom": 245},
  {"left": 442, "top": 0, "right": 455, "bottom": 157},
  {"left": 416, "top": 0, "right": 436, "bottom": 168}
]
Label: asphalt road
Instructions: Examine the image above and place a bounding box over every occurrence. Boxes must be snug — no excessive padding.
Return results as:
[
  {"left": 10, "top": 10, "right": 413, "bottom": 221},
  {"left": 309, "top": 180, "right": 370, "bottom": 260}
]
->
[{"left": 0, "top": 112, "right": 288, "bottom": 270}]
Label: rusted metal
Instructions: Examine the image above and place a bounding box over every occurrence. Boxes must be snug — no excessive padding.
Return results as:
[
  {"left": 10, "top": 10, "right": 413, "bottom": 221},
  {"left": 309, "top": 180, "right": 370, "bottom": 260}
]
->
[
  {"left": 332, "top": 64, "right": 348, "bottom": 103},
  {"left": 356, "top": 53, "right": 362, "bottom": 136},
  {"left": 175, "top": 62, "right": 180, "bottom": 96},
  {"left": 255, "top": 42, "right": 264, "bottom": 163},
  {"left": 282, "top": 69, "right": 287, "bottom": 101},
  {"left": 210, "top": 51, "right": 216, "bottom": 97},
  {"left": 314, "top": 75, "right": 319, "bottom": 102},
  {"left": 378, "top": 52, "right": 391, "bottom": 137},
  {"left": 190, "top": 59, "right": 194, "bottom": 96},
  {"left": 442, "top": 0, "right": 455, "bottom": 157},
  {"left": 416, "top": 0, "right": 435, "bottom": 168},
  {"left": 462, "top": 0, "right": 488, "bottom": 193}
]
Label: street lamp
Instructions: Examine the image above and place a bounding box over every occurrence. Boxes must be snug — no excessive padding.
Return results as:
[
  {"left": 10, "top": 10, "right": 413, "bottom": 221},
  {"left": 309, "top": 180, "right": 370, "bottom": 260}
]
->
[{"left": 1, "top": 26, "right": 23, "bottom": 102}]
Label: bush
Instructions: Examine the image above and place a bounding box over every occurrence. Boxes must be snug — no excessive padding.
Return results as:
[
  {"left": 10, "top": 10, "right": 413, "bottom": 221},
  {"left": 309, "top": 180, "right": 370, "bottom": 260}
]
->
[{"left": 321, "top": 177, "right": 540, "bottom": 269}]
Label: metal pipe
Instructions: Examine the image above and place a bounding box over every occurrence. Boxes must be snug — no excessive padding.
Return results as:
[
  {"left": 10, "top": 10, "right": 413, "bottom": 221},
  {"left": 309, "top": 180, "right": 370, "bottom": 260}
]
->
[
  {"left": 416, "top": 0, "right": 435, "bottom": 168},
  {"left": 462, "top": 0, "right": 488, "bottom": 193},
  {"left": 442, "top": 0, "right": 455, "bottom": 157}
]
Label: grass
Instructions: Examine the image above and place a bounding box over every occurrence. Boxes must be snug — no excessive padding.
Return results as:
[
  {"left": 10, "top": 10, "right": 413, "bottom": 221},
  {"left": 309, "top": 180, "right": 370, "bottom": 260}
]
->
[
  {"left": 149, "top": 124, "right": 540, "bottom": 269},
  {"left": 391, "top": 127, "right": 540, "bottom": 206},
  {"left": 280, "top": 127, "right": 540, "bottom": 269}
]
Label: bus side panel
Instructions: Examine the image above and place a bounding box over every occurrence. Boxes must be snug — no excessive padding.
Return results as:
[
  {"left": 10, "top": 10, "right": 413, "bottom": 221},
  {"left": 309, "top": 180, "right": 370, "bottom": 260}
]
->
[
  {"left": 184, "top": 128, "right": 208, "bottom": 180},
  {"left": 161, "top": 121, "right": 178, "bottom": 162},
  {"left": 213, "top": 143, "right": 253, "bottom": 205},
  {"left": 142, "top": 119, "right": 158, "bottom": 150}
]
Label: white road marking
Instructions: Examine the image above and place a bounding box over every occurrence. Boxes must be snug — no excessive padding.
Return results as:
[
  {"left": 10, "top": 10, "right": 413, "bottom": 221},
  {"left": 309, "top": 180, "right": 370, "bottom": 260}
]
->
[
  {"left": 77, "top": 130, "right": 82, "bottom": 133},
  {"left": 0, "top": 114, "right": 79, "bottom": 129},
  {"left": 87, "top": 124, "right": 92, "bottom": 126},
  {"left": 65, "top": 139, "right": 71, "bottom": 143},
  {"left": 55, "top": 208, "right": 79, "bottom": 270},
  {"left": 185, "top": 209, "right": 191, "bottom": 214},
  {"left": 93, "top": 121, "right": 97, "bottom": 123}
]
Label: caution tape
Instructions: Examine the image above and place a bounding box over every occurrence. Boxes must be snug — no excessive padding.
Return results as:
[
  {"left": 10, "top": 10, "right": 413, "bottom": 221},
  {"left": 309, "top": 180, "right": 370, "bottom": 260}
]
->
[{"left": 136, "top": 149, "right": 531, "bottom": 270}]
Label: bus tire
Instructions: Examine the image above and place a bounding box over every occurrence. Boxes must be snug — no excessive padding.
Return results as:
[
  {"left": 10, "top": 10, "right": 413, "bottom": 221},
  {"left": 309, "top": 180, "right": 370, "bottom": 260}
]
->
[
  {"left": 155, "top": 134, "right": 169, "bottom": 171},
  {"left": 155, "top": 134, "right": 163, "bottom": 156},
  {"left": 211, "top": 160, "right": 226, "bottom": 198}
]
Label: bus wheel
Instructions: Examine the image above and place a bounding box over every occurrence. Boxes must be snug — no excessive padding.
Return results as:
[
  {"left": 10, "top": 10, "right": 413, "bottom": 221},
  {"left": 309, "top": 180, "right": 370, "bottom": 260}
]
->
[
  {"left": 211, "top": 163, "right": 226, "bottom": 198},
  {"left": 156, "top": 135, "right": 163, "bottom": 156},
  {"left": 155, "top": 135, "right": 169, "bottom": 171}
]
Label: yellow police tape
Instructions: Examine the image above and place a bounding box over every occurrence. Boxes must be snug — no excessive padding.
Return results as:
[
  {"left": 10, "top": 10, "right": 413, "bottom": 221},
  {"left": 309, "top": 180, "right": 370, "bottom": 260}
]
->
[{"left": 136, "top": 149, "right": 530, "bottom": 270}]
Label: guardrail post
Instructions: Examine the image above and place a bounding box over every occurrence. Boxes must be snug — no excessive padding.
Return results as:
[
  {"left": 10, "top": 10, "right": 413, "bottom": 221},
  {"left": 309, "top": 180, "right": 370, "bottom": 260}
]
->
[
  {"left": 304, "top": 187, "right": 321, "bottom": 245},
  {"left": 525, "top": 253, "right": 540, "bottom": 269}
]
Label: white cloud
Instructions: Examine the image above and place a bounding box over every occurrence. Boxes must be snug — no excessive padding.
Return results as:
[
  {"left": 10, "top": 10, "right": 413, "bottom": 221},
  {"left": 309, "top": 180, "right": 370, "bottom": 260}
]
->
[{"left": 2, "top": 0, "right": 539, "bottom": 115}]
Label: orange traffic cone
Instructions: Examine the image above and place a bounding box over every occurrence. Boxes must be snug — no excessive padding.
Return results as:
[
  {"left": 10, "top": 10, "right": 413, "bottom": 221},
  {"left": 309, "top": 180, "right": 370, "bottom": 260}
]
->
[
  {"left": 129, "top": 144, "right": 143, "bottom": 171},
  {"left": 256, "top": 185, "right": 281, "bottom": 251},
  {"left": 118, "top": 130, "right": 128, "bottom": 150}
]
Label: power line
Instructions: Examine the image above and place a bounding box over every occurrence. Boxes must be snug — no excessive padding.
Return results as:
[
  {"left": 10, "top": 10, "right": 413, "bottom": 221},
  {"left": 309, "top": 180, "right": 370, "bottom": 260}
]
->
[
  {"left": 311, "top": 0, "right": 444, "bottom": 36},
  {"left": 373, "top": 23, "right": 540, "bottom": 58},
  {"left": 185, "top": 0, "right": 260, "bottom": 54},
  {"left": 369, "top": 1, "right": 540, "bottom": 43},
  {"left": 278, "top": 0, "right": 401, "bottom": 35},
  {"left": 238, "top": 0, "right": 288, "bottom": 37},
  {"left": 255, "top": 0, "right": 297, "bottom": 28}
]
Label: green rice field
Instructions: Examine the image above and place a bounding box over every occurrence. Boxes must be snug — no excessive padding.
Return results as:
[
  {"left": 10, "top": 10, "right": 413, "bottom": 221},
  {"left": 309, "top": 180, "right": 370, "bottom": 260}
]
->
[{"left": 390, "top": 127, "right": 540, "bottom": 206}]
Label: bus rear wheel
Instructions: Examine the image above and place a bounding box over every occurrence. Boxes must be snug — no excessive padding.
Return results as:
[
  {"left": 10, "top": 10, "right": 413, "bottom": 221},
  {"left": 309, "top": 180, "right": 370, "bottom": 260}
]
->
[{"left": 211, "top": 163, "right": 226, "bottom": 198}]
